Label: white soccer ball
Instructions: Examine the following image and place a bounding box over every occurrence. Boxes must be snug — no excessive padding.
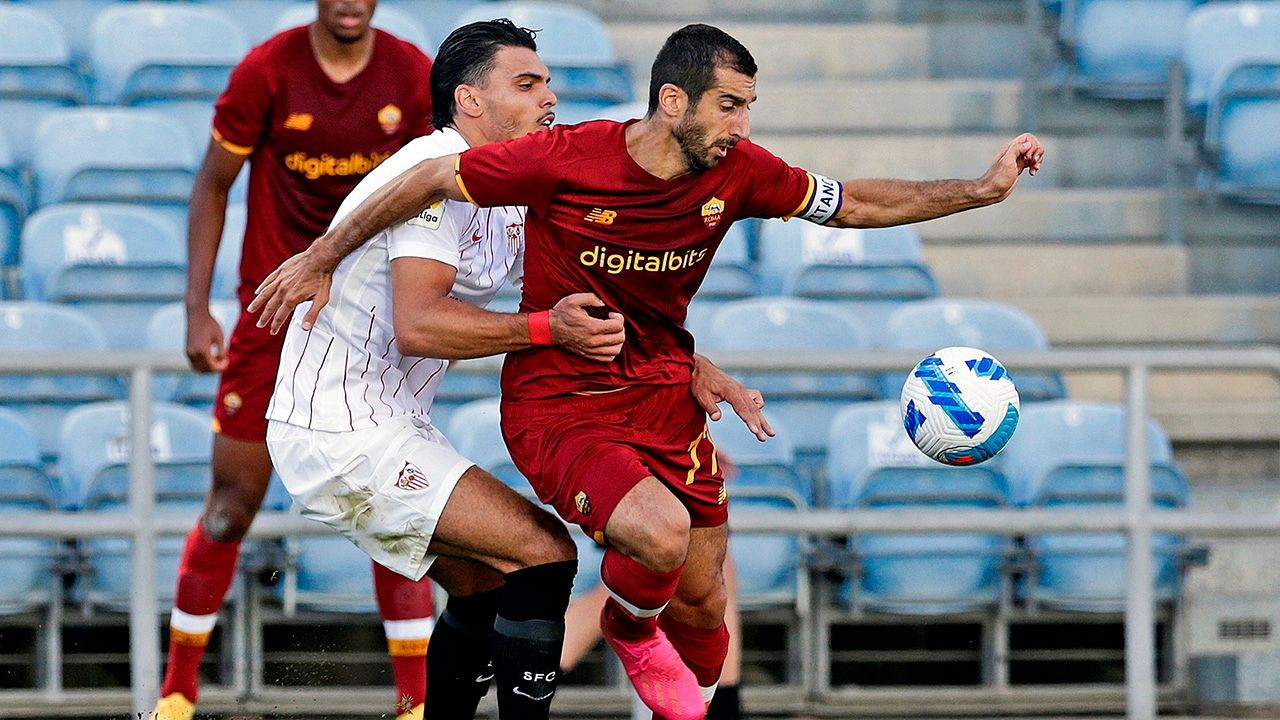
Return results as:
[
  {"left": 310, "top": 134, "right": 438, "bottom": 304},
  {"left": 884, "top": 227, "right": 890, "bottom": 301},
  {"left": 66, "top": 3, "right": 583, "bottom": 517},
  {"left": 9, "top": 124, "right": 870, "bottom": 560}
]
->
[{"left": 900, "top": 346, "right": 1020, "bottom": 466}]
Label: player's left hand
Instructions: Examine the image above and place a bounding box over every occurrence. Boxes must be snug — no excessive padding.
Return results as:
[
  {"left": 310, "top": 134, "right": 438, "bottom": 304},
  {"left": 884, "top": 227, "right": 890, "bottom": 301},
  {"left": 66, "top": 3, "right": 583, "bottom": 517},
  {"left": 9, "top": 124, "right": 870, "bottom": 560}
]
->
[
  {"left": 248, "top": 249, "right": 332, "bottom": 335},
  {"left": 692, "top": 354, "right": 775, "bottom": 442},
  {"left": 980, "top": 132, "right": 1045, "bottom": 203}
]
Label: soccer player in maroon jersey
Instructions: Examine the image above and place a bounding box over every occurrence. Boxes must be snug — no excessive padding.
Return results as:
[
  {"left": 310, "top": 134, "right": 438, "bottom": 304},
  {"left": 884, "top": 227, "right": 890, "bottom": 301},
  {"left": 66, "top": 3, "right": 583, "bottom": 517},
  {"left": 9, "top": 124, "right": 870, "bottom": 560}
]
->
[
  {"left": 156, "top": 2, "right": 436, "bottom": 719},
  {"left": 250, "top": 23, "right": 1045, "bottom": 720}
]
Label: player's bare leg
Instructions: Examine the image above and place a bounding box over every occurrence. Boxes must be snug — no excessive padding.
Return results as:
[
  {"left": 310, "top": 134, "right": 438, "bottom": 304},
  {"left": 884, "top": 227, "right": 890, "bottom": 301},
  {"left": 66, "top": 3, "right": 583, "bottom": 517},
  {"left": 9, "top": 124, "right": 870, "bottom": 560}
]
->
[
  {"left": 597, "top": 477, "right": 706, "bottom": 720},
  {"left": 154, "top": 435, "right": 272, "bottom": 720},
  {"left": 662, "top": 525, "right": 731, "bottom": 707},
  {"left": 426, "top": 466, "right": 577, "bottom": 720}
]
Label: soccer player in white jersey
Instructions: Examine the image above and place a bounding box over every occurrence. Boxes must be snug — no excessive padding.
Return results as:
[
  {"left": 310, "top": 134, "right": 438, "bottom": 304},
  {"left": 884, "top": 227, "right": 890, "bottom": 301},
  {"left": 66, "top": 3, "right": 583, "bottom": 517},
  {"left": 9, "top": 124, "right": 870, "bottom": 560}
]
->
[{"left": 264, "top": 20, "right": 767, "bottom": 720}]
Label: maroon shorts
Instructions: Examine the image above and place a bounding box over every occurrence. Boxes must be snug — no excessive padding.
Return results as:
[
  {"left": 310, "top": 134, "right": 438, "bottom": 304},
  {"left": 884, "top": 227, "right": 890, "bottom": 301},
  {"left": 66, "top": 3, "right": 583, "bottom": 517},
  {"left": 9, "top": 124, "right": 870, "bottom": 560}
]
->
[
  {"left": 213, "top": 306, "right": 284, "bottom": 443},
  {"left": 500, "top": 383, "right": 727, "bottom": 544}
]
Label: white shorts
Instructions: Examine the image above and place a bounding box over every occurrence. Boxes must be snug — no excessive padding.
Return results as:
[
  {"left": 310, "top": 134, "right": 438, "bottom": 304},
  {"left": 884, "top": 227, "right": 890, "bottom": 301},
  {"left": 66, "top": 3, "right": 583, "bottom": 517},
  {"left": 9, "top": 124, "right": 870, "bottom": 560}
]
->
[{"left": 266, "top": 416, "right": 475, "bottom": 581}]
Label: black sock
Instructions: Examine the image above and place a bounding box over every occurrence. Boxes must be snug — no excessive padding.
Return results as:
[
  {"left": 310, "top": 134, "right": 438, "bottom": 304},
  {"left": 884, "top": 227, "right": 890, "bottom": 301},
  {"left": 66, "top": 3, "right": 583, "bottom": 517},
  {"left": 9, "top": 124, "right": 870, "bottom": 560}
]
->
[
  {"left": 425, "top": 588, "right": 501, "bottom": 720},
  {"left": 707, "top": 683, "right": 743, "bottom": 720},
  {"left": 492, "top": 560, "right": 576, "bottom": 720}
]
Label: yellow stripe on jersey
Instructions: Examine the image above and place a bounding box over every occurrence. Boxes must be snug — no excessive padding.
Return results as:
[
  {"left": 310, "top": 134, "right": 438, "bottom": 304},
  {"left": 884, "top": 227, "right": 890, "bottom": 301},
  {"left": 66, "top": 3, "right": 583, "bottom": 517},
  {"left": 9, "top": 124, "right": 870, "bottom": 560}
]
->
[
  {"left": 454, "top": 155, "right": 478, "bottom": 206},
  {"left": 211, "top": 128, "right": 254, "bottom": 156},
  {"left": 783, "top": 172, "right": 817, "bottom": 221}
]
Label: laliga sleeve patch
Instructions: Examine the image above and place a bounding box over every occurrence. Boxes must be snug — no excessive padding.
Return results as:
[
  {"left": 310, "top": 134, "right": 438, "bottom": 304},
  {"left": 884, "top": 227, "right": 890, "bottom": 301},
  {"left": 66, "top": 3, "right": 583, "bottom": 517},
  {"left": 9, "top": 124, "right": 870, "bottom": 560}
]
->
[
  {"left": 794, "top": 172, "right": 843, "bottom": 225},
  {"left": 407, "top": 201, "right": 445, "bottom": 230}
]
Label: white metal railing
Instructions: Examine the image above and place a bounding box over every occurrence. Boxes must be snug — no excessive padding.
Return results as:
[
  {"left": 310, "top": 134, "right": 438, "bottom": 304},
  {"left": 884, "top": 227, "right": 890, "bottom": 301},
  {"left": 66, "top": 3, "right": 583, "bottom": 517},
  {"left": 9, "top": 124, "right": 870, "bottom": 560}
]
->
[{"left": 2, "top": 347, "right": 1280, "bottom": 718}]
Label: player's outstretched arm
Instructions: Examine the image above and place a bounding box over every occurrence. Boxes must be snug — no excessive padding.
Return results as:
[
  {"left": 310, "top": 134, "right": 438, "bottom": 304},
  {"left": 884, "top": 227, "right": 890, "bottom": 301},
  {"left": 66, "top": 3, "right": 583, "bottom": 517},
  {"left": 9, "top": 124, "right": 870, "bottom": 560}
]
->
[
  {"left": 248, "top": 153, "right": 466, "bottom": 334},
  {"left": 392, "top": 258, "right": 626, "bottom": 362},
  {"left": 185, "top": 141, "right": 247, "bottom": 373},
  {"left": 827, "top": 133, "right": 1045, "bottom": 229},
  {"left": 692, "top": 354, "right": 774, "bottom": 442}
]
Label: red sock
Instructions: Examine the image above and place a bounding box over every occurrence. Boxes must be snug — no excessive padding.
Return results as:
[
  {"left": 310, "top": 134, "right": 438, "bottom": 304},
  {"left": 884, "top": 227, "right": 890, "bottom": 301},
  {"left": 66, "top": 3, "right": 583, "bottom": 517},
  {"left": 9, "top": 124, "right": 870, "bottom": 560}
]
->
[
  {"left": 659, "top": 614, "right": 730, "bottom": 689},
  {"left": 160, "top": 525, "right": 241, "bottom": 702},
  {"left": 373, "top": 561, "right": 434, "bottom": 715},
  {"left": 600, "top": 548, "right": 683, "bottom": 640}
]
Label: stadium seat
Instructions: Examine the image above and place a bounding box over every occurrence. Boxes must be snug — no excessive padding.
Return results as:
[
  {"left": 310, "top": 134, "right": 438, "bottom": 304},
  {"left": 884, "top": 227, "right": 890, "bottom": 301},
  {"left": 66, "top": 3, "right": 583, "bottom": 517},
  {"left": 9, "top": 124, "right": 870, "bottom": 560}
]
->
[
  {"left": 21, "top": 203, "right": 187, "bottom": 348},
  {"left": 443, "top": 397, "right": 526, "bottom": 493},
  {"left": 700, "top": 298, "right": 877, "bottom": 478},
  {"left": 827, "top": 401, "right": 1010, "bottom": 614},
  {"left": 60, "top": 401, "right": 212, "bottom": 608},
  {"left": 730, "top": 492, "right": 807, "bottom": 611},
  {"left": 214, "top": 203, "right": 246, "bottom": 300},
  {"left": 454, "top": 2, "right": 632, "bottom": 108},
  {"left": 757, "top": 219, "right": 938, "bottom": 335},
  {"left": 698, "top": 223, "right": 757, "bottom": 302},
  {"left": 275, "top": 3, "right": 435, "bottom": 51},
  {"left": 1059, "top": 0, "right": 1200, "bottom": 99},
  {"left": 0, "top": 301, "right": 120, "bottom": 460},
  {"left": 0, "top": 5, "right": 87, "bottom": 166},
  {"left": 32, "top": 108, "right": 196, "bottom": 208},
  {"left": 0, "top": 407, "right": 60, "bottom": 613},
  {"left": 999, "top": 401, "right": 1189, "bottom": 612},
  {"left": 147, "top": 300, "right": 241, "bottom": 407},
  {"left": 881, "top": 299, "right": 1066, "bottom": 402},
  {"left": 0, "top": 129, "right": 26, "bottom": 273},
  {"left": 1202, "top": 49, "right": 1280, "bottom": 203},
  {"left": 286, "top": 535, "right": 378, "bottom": 613},
  {"left": 90, "top": 5, "right": 249, "bottom": 107},
  {"left": 1181, "top": 2, "right": 1280, "bottom": 118},
  {"left": 708, "top": 412, "right": 812, "bottom": 505}
]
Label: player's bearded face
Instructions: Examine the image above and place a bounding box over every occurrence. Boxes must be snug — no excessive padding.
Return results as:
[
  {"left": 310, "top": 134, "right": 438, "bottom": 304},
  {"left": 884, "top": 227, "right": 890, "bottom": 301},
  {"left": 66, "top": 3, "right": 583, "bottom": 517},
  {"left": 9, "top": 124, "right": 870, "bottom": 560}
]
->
[{"left": 674, "top": 107, "right": 732, "bottom": 172}]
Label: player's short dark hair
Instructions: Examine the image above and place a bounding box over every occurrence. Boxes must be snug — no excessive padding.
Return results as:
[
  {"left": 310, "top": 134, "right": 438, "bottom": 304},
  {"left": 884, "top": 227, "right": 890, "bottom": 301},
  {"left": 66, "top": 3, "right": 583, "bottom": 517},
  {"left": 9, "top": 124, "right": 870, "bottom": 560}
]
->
[
  {"left": 431, "top": 18, "right": 538, "bottom": 129},
  {"left": 646, "top": 24, "right": 757, "bottom": 116}
]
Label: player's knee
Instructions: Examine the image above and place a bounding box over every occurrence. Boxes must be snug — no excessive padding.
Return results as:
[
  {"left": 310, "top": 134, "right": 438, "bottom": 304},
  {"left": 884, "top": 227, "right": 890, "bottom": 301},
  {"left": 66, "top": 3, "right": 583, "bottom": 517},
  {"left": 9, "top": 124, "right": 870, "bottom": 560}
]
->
[
  {"left": 629, "top": 511, "right": 691, "bottom": 573},
  {"left": 200, "top": 507, "right": 254, "bottom": 543}
]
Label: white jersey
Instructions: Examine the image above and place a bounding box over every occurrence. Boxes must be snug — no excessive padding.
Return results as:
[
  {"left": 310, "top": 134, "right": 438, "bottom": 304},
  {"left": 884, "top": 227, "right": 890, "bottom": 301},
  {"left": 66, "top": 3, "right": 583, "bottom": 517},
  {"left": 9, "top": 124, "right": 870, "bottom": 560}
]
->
[{"left": 267, "top": 128, "right": 525, "bottom": 432}]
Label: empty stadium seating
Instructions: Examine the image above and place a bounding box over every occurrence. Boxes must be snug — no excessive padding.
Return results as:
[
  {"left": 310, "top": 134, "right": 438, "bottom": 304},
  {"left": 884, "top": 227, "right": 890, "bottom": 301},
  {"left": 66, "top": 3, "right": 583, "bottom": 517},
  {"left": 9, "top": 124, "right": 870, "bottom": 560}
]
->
[
  {"left": 146, "top": 300, "right": 241, "bottom": 408},
  {"left": 1059, "top": 0, "right": 1201, "bottom": 99},
  {"left": 32, "top": 109, "right": 196, "bottom": 208},
  {"left": 0, "top": 4, "right": 87, "bottom": 167},
  {"left": 21, "top": 203, "right": 187, "bottom": 348},
  {"left": 0, "top": 407, "right": 59, "bottom": 613},
  {"left": 284, "top": 534, "right": 378, "bottom": 613},
  {"left": 999, "top": 401, "right": 1189, "bottom": 612},
  {"left": 443, "top": 396, "right": 525, "bottom": 492},
  {"left": 0, "top": 301, "right": 120, "bottom": 459},
  {"left": 0, "top": 129, "right": 25, "bottom": 274},
  {"left": 1181, "top": 2, "right": 1280, "bottom": 118},
  {"left": 881, "top": 299, "right": 1066, "bottom": 402},
  {"left": 275, "top": 2, "right": 435, "bottom": 51},
  {"left": 827, "top": 401, "right": 1010, "bottom": 614},
  {"left": 708, "top": 411, "right": 813, "bottom": 504},
  {"left": 59, "top": 401, "right": 212, "bottom": 608}
]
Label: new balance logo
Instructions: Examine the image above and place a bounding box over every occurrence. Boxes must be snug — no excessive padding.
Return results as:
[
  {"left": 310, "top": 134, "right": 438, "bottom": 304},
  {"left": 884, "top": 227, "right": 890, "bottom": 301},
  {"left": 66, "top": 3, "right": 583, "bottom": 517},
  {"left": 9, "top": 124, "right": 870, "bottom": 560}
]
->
[{"left": 584, "top": 208, "right": 617, "bottom": 225}]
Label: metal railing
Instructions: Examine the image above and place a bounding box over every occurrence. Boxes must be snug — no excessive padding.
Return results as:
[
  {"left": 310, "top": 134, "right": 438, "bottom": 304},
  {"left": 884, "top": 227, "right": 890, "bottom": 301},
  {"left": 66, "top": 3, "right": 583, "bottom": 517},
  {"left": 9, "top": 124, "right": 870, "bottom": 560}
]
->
[{"left": 2, "top": 347, "right": 1280, "bottom": 719}]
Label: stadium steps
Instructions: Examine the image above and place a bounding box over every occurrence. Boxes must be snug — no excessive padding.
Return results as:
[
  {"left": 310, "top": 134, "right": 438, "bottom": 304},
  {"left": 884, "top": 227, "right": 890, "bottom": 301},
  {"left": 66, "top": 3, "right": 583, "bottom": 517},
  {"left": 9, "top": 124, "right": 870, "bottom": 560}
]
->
[
  {"left": 748, "top": 78, "right": 1025, "bottom": 132},
  {"left": 1015, "top": 295, "right": 1280, "bottom": 346},
  {"left": 575, "top": 0, "right": 1025, "bottom": 23},
  {"left": 924, "top": 245, "right": 1190, "bottom": 297},
  {"left": 758, "top": 133, "right": 1167, "bottom": 188},
  {"left": 913, "top": 188, "right": 1164, "bottom": 243}
]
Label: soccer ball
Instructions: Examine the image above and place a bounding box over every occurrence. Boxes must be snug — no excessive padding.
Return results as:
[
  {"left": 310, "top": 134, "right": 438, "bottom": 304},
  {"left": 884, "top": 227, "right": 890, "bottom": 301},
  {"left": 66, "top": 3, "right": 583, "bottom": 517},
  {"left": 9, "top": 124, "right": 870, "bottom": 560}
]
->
[{"left": 900, "top": 346, "right": 1020, "bottom": 466}]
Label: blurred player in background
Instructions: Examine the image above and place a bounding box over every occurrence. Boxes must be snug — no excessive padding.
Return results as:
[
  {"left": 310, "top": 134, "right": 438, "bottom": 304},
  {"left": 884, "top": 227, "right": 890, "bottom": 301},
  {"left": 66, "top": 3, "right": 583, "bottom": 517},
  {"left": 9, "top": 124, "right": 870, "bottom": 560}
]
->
[
  {"left": 154, "top": 2, "right": 435, "bottom": 718},
  {"left": 250, "top": 22, "right": 1043, "bottom": 720}
]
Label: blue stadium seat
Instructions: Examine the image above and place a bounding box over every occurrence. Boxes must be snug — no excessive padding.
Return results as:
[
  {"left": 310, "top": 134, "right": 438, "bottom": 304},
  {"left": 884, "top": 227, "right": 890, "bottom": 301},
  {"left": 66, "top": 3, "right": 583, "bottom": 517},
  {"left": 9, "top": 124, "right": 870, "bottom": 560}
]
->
[
  {"left": 91, "top": 5, "right": 249, "bottom": 107},
  {"left": 5, "top": 0, "right": 121, "bottom": 65},
  {"left": 757, "top": 219, "right": 938, "bottom": 335},
  {"left": 147, "top": 301, "right": 241, "bottom": 407},
  {"left": 214, "top": 203, "right": 246, "bottom": 300},
  {"left": 0, "top": 129, "right": 26, "bottom": 272},
  {"left": 827, "top": 401, "right": 1010, "bottom": 614},
  {"left": 698, "top": 223, "right": 757, "bottom": 302},
  {"left": 882, "top": 299, "right": 1066, "bottom": 402},
  {"left": 1182, "top": 2, "right": 1280, "bottom": 118},
  {"left": 21, "top": 203, "right": 187, "bottom": 348},
  {"left": 700, "top": 298, "right": 877, "bottom": 477},
  {"left": 288, "top": 535, "right": 377, "bottom": 613},
  {"left": 0, "top": 301, "right": 120, "bottom": 460},
  {"left": 455, "top": 2, "right": 632, "bottom": 108},
  {"left": 0, "top": 407, "right": 60, "bottom": 613},
  {"left": 32, "top": 108, "right": 196, "bottom": 207},
  {"left": 730, "top": 492, "right": 806, "bottom": 611},
  {"left": 275, "top": 3, "right": 435, "bottom": 51},
  {"left": 444, "top": 397, "right": 527, "bottom": 493},
  {"left": 1061, "top": 0, "right": 1199, "bottom": 99},
  {"left": 1203, "top": 54, "right": 1280, "bottom": 203},
  {"left": 0, "top": 5, "right": 87, "bottom": 167},
  {"left": 60, "top": 401, "right": 212, "bottom": 608},
  {"left": 999, "top": 401, "right": 1189, "bottom": 612},
  {"left": 708, "top": 412, "right": 811, "bottom": 505}
]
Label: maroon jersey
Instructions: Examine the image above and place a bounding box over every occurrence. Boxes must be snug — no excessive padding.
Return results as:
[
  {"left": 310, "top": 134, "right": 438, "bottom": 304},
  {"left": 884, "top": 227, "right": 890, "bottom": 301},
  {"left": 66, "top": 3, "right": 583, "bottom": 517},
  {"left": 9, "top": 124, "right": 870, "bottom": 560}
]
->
[
  {"left": 212, "top": 27, "right": 433, "bottom": 290},
  {"left": 456, "top": 119, "right": 843, "bottom": 400}
]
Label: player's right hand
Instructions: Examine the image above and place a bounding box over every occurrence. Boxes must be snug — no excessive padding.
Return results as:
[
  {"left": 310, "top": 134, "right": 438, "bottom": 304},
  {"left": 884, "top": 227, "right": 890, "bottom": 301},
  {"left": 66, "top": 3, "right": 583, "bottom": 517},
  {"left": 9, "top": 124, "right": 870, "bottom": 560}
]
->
[
  {"left": 248, "top": 249, "right": 332, "bottom": 335},
  {"left": 549, "top": 293, "right": 625, "bottom": 362},
  {"left": 185, "top": 306, "right": 228, "bottom": 373}
]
